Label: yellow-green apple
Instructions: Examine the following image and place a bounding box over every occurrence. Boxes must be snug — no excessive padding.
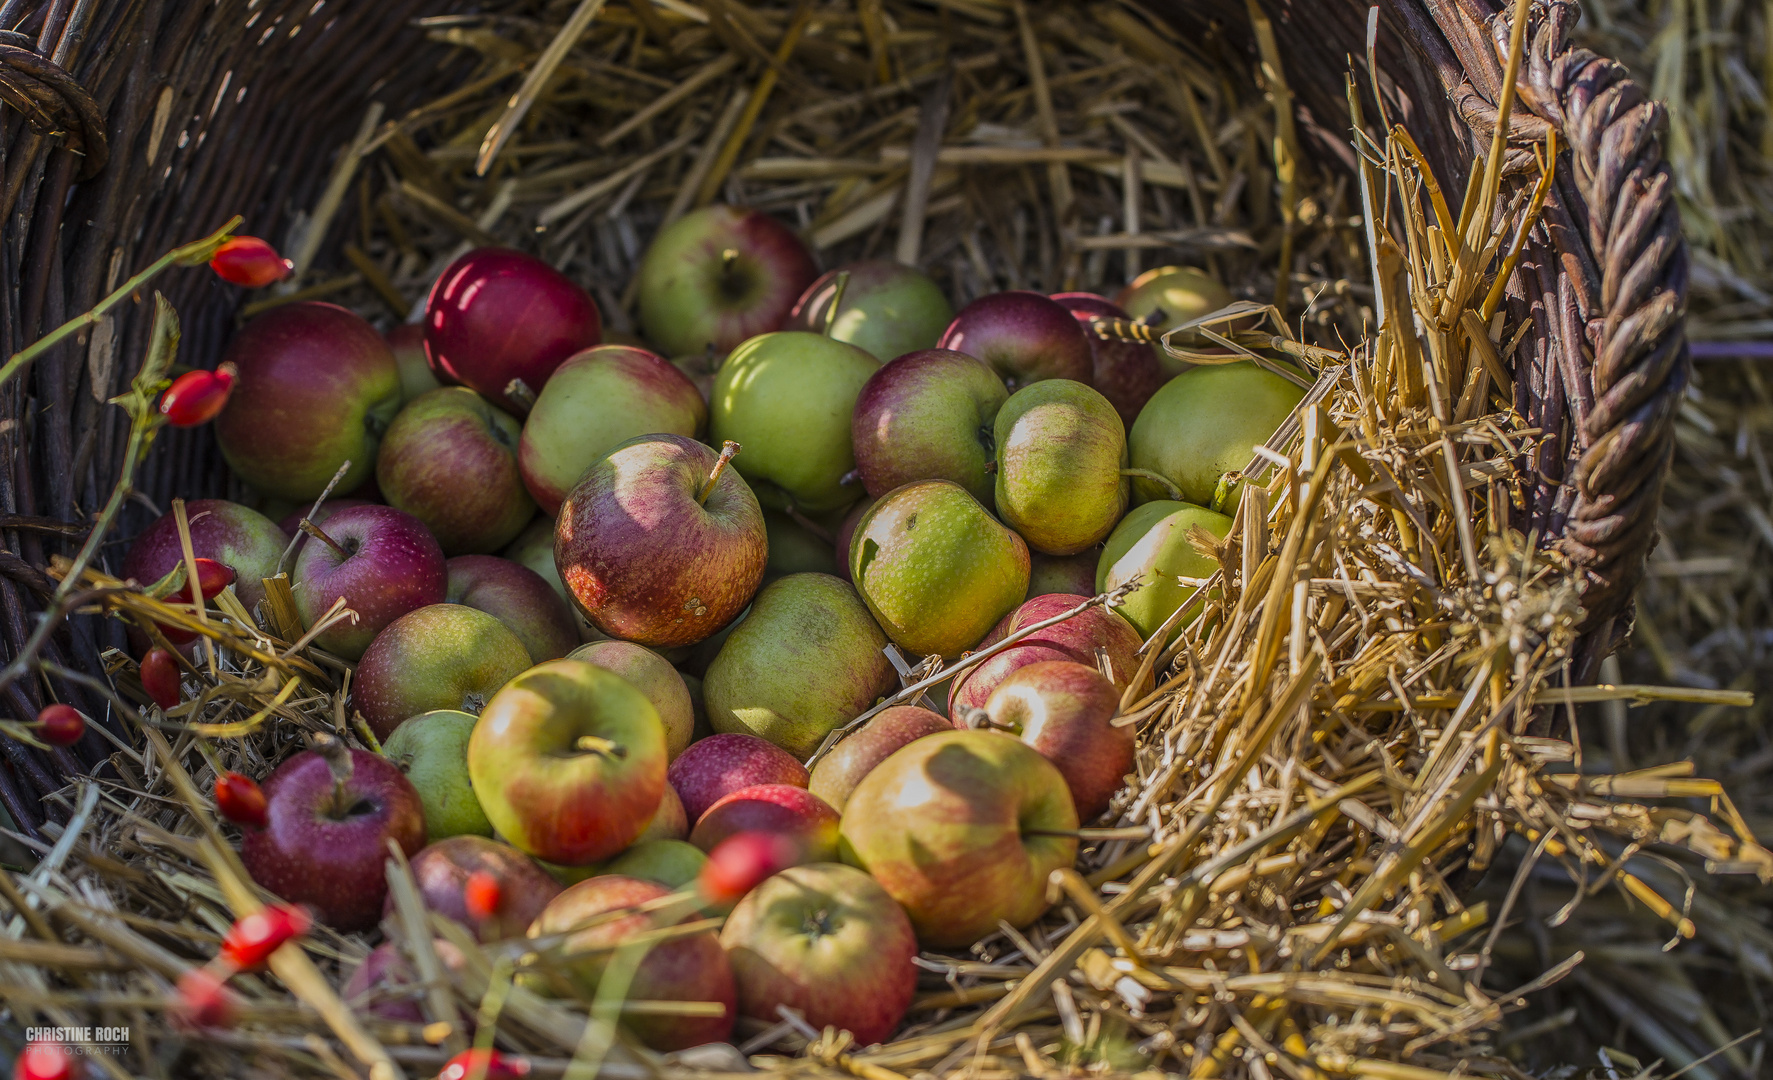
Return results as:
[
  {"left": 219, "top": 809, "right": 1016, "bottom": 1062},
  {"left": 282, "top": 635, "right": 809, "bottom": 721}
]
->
[
  {"left": 448, "top": 554, "right": 579, "bottom": 662},
  {"left": 556, "top": 434, "right": 767, "bottom": 647},
  {"left": 1051, "top": 292, "right": 1166, "bottom": 426},
  {"left": 763, "top": 510, "right": 836, "bottom": 584},
  {"left": 705, "top": 573, "right": 895, "bottom": 758},
  {"left": 382, "top": 709, "right": 492, "bottom": 839},
  {"left": 1114, "top": 265, "right": 1232, "bottom": 374},
  {"left": 851, "top": 348, "right": 1007, "bottom": 504},
  {"left": 947, "top": 592, "right": 1143, "bottom": 714},
  {"left": 807, "top": 706, "right": 950, "bottom": 812},
  {"left": 125, "top": 499, "right": 287, "bottom": 611},
  {"left": 519, "top": 345, "right": 708, "bottom": 515},
  {"left": 603, "top": 838, "right": 706, "bottom": 890},
  {"left": 526, "top": 874, "right": 735, "bottom": 1049},
  {"left": 355, "top": 605, "right": 532, "bottom": 740},
  {"left": 291, "top": 504, "right": 447, "bottom": 660},
  {"left": 1027, "top": 550, "right": 1099, "bottom": 599},
  {"left": 387, "top": 323, "right": 442, "bottom": 403},
  {"left": 423, "top": 247, "right": 601, "bottom": 412},
  {"left": 937, "top": 291, "right": 1092, "bottom": 390},
  {"left": 215, "top": 302, "right": 402, "bottom": 500},
  {"left": 833, "top": 496, "right": 876, "bottom": 582},
  {"left": 400, "top": 834, "right": 562, "bottom": 941},
  {"left": 667, "top": 732, "right": 808, "bottom": 823},
  {"left": 994, "top": 379, "right": 1128, "bottom": 555},
  {"left": 981, "top": 661, "right": 1133, "bottom": 821},
  {"left": 709, "top": 331, "right": 879, "bottom": 514},
  {"left": 240, "top": 743, "right": 427, "bottom": 930},
  {"left": 689, "top": 784, "right": 839, "bottom": 864},
  {"left": 1128, "top": 363, "right": 1304, "bottom": 507},
  {"left": 1096, "top": 500, "right": 1233, "bottom": 640},
  {"left": 787, "top": 260, "right": 954, "bottom": 362},
  {"left": 850, "top": 481, "right": 1029, "bottom": 658},
  {"left": 637, "top": 205, "right": 818, "bottom": 357},
  {"left": 468, "top": 659, "right": 668, "bottom": 865},
  {"left": 720, "top": 862, "right": 917, "bottom": 1046},
  {"left": 376, "top": 387, "right": 535, "bottom": 555},
  {"left": 567, "top": 640, "right": 694, "bottom": 760},
  {"left": 837, "top": 730, "right": 1077, "bottom": 947},
  {"left": 636, "top": 783, "right": 689, "bottom": 842}
]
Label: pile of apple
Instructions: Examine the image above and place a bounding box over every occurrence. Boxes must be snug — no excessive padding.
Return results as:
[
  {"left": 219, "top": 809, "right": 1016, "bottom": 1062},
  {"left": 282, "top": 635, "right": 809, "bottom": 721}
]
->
[{"left": 127, "top": 205, "right": 1304, "bottom": 1049}]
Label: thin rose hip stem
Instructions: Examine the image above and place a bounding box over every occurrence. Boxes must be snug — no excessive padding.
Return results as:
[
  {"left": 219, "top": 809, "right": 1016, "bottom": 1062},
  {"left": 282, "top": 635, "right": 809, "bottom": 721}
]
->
[
  {"left": 575, "top": 735, "right": 627, "bottom": 759},
  {"left": 696, "top": 442, "right": 741, "bottom": 505},
  {"left": 298, "top": 519, "right": 351, "bottom": 561}
]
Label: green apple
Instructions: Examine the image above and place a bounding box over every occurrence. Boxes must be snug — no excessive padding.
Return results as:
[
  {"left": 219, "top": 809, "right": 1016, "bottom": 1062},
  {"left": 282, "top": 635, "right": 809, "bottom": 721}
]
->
[
  {"left": 567, "top": 640, "right": 695, "bottom": 760},
  {"left": 788, "top": 260, "right": 954, "bottom": 362},
  {"left": 382, "top": 709, "right": 492, "bottom": 840},
  {"left": 763, "top": 510, "right": 835, "bottom": 584},
  {"left": 636, "top": 205, "right": 818, "bottom": 357},
  {"left": 995, "top": 380, "right": 1128, "bottom": 555},
  {"left": 1027, "top": 550, "right": 1100, "bottom": 599},
  {"left": 705, "top": 573, "right": 896, "bottom": 758},
  {"left": 602, "top": 838, "right": 706, "bottom": 890},
  {"left": 468, "top": 659, "right": 668, "bottom": 864},
  {"left": 838, "top": 730, "right": 1077, "bottom": 947},
  {"left": 850, "top": 480, "right": 1029, "bottom": 658},
  {"left": 1127, "top": 363, "right": 1304, "bottom": 507},
  {"left": 1114, "top": 265, "right": 1233, "bottom": 375},
  {"left": 353, "top": 603, "right": 533, "bottom": 740},
  {"left": 709, "top": 331, "right": 879, "bottom": 514},
  {"left": 1096, "top": 499, "right": 1232, "bottom": 640}
]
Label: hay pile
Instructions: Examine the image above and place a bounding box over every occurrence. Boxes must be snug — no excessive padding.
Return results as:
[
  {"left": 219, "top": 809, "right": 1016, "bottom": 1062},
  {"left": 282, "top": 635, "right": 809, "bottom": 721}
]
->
[{"left": 0, "top": 1, "right": 1762, "bottom": 1078}]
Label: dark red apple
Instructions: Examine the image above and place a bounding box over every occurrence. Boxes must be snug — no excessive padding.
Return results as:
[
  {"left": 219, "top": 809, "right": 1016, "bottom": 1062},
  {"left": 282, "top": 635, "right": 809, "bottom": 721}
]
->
[
  {"left": 343, "top": 939, "right": 467, "bottom": 1024},
  {"left": 555, "top": 434, "right": 766, "bottom": 648},
  {"left": 667, "top": 732, "right": 809, "bottom": 823},
  {"left": 807, "top": 706, "right": 951, "bottom": 812},
  {"left": 937, "top": 291, "right": 1093, "bottom": 391},
  {"left": 214, "top": 302, "right": 403, "bottom": 501},
  {"left": 240, "top": 744, "right": 427, "bottom": 931},
  {"left": 527, "top": 875, "right": 735, "bottom": 1050},
  {"left": 424, "top": 247, "right": 602, "bottom": 413},
  {"left": 636, "top": 205, "right": 818, "bottom": 357},
  {"left": 447, "top": 555, "right": 579, "bottom": 663},
  {"left": 392, "top": 835, "right": 562, "bottom": 942},
  {"left": 688, "top": 784, "right": 839, "bottom": 864},
  {"left": 1050, "top": 292, "right": 1167, "bottom": 427},
  {"left": 290, "top": 504, "right": 447, "bottom": 660},
  {"left": 948, "top": 593, "right": 1143, "bottom": 714},
  {"left": 278, "top": 499, "right": 375, "bottom": 551},
  {"left": 981, "top": 660, "right": 1134, "bottom": 821}
]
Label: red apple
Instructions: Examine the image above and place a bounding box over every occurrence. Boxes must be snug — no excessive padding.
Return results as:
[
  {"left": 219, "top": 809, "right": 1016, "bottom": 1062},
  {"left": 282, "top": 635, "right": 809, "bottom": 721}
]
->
[
  {"left": 787, "top": 260, "right": 954, "bottom": 362},
  {"left": 387, "top": 322, "right": 442, "bottom": 403},
  {"left": 125, "top": 499, "right": 288, "bottom": 612},
  {"left": 278, "top": 498, "right": 375, "bottom": 560},
  {"left": 850, "top": 348, "right": 1007, "bottom": 504},
  {"left": 447, "top": 555, "right": 579, "bottom": 663},
  {"left": 555, "top": 434, "right": 766, "bottom": 648},
  {"left": 667, "top": 733, "right": 809, "bottom": 824},
  {"left": 688, "top": 784, "right": 839, "bottom": 864},
  {"left": 376, "top": 387, "right": 536, "bottom": 555},
  {"left": 807, "top": 706, "right": 951, "bottom": 812},
  {"left": 353, "top": 604, "right": 532, "bottom": 740},
  {"left": 1050, "top": 292, "right": 1166, "bottom": 427},
  {"left": 518, "top": 345, "right": 707, "bottom": 515},
  {"left": 981, "top": 661, "right": 1133, "bottom": 821},
  {"left": 937, "top": 291, "right": 1092, "bottom": 391},
  {"left": 467, "top": 659, "right": 668, "bottom": 865},
  {"left": 394, "top": 835, "right": 562, "bottom": 942},
  {"left": 636, "top": 205, "right": 818, "bottom": 357},
  {"left": 290, "top": 504, "right": 447, "bottom": 660},
  {"left": 424, "top": 247, "right": 602, "bottom": 413},
  {"left": 947, "top": 593, "right": 1143, "bottom": 714},
  {"left": 527, "top": 875, "right": 735, "bottom": 1050},
  {"left": 838, "top": 730, "right": 1077, "bottom": 947},
  {"left": 343, "top": 939, "right": 467, "bottom": 1024},
  {"left": 240, "top": 744, "right": 427, "bottom": 931},
  {"left": 720, "top": 862, "right": 917, "bottom": 1047},
  {"left": 215, "top": 302, "right": 403, "bottom": 500}
]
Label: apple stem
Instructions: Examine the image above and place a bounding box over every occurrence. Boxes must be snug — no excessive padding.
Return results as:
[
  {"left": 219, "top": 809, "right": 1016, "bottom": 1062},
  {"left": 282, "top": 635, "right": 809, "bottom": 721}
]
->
[
  {"left": 822, "top": 271, "right": 851, "bottom": 337},
  {"left": 1120, "top": 468, "right": 1184, "bottom": 502},
  {"left": 696, "top": 441, "right": 741, "bottom": 506},
  {"left": 575, "top": 735, "right": 628, "bottom": 759},
  {"left": 278, "top": 460, "right": 353, "bottom": 574},
  {"left": 312, "top": 733, "right": 355, "bottom": 816},
  {"left": 504, "top": 377, "right": 537, "bottom": 413},
  {"left": 720, "top": 248, "right": 739, "bottom": 275},
  {"left": 298, "top": 519, "right": 352, "bottom": 561}
]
